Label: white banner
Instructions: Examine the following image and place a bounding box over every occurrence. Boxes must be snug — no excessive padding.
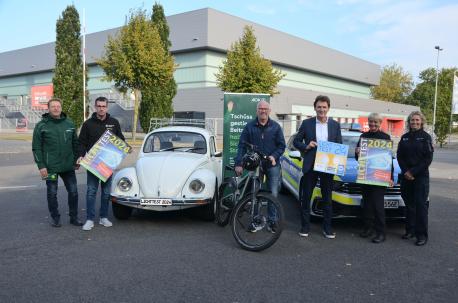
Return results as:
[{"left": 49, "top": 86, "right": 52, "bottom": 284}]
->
[{"left": 453, "top": 74, "right": 458, "bottom": 114}]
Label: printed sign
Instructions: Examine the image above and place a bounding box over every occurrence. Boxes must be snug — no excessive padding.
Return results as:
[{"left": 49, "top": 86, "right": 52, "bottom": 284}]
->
[
  {"left": 80, "top": 130, "right": 131, "bottom": 182},
  {"left": 31, "top": 85, "right": 53, "bottom": 109},
  {"left": 314, "top": 141, "right": 348, "bottom": 176},
  {"left": 222, "top": 93, "right": 270, "bottom": 178},
  {"left": 356, "top": 138, "right": 393, "bottom": 187}
]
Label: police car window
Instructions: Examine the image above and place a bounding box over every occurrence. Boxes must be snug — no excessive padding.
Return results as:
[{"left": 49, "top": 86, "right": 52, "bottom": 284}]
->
[
  {"left": 287, "top": 135, "right": 296, "bottom": 150},
  {"left": 342, "top": 135, "right": 360, "bottom": 158}
]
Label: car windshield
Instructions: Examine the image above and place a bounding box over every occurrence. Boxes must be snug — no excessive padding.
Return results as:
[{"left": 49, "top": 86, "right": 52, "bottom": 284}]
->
[
  {"left": 143, "top": 131, "right": 207, "bottom": 154},
  {"left": 342, "top": 134, "right": 360, "bottom": 158}
]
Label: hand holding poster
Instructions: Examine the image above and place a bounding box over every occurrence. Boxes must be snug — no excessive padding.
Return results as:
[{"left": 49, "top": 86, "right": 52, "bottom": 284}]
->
[
  {"left": 356, "top": 138, "right": 393, "bottom": 187},
  {"left": 313, "top": 141, "right": 348, "bottom": 176},
  {"left": 80, "top": 130, "right": 131, "bottom": 182}
]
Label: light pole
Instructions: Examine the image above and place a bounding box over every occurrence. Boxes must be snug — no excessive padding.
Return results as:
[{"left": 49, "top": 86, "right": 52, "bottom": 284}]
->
[{"left": 432, "top": 45, "right": 443, "bottom": 139}]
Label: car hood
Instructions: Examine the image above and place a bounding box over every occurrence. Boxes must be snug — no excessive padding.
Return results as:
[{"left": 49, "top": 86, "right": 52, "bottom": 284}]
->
[
  {"left": 337, "top": 158, "right": 401, "bottom": 183},
  {"left": 136, "top": 152, "right": 208, "bottom": 198}
]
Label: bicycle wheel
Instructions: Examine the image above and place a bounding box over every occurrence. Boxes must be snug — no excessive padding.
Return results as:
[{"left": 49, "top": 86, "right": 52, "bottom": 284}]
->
[
  {"left": 215, "top": 181, "right": 235, "bottom": 226},
  {"left": 231, "top": 192, "right": 284, "bottom": 251}
]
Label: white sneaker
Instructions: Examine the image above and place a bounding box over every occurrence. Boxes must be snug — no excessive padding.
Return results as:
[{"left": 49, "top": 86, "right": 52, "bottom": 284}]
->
[
  {"left": 99, "top": 218, "right": 113, "bottom": 227},
  {"left": 82, "top": 220, "right": 94, "bottom": 231}
]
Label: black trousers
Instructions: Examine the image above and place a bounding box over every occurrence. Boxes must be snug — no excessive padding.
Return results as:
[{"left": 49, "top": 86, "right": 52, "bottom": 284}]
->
[
  {"left": 299, "top": 170, "right": 333, "bottom": 233},
  {"left": 401, "top": 175, "right": 429, "bottom": 240},
  {"left": 361, "top": 185, "right": 386, "bottom": 235}
]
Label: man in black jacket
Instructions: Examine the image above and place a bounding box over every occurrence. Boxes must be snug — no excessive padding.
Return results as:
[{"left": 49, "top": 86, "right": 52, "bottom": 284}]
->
[{"left": 79, "top": 96, "right": 125, "bottom": 231}]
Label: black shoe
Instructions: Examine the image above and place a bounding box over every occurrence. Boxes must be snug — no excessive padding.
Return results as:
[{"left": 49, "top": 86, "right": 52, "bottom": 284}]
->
[
  {"left": 70, "top": 218, "right": 84, "bottom": 226},
  {"left": 415, "top": 238, "right": 428, "bottom": 246},
  {"left": 267, "top": 222, "right": 277, "bottom": 234},
  {"left": 372, "top": 234, "right": 386, "bottom": 243},
  {"left": 51, "top": 217, "right": 61, "bottom": 227},
  {"left": 402, "top": 232, "right": 415, "bottom": 239},
  {"left": 359, "top": 229, "right": 374, "bottom": 238}
]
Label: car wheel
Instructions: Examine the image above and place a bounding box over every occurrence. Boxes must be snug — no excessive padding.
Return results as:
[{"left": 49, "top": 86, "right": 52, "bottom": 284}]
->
[{"left": 112, "top": 202, "right": 132, "bottom": 220}]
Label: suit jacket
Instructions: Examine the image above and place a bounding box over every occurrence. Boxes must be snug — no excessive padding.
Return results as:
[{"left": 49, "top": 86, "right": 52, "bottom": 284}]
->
[{"left": 293, "top": 117, "right": 342, "bottom": 173}]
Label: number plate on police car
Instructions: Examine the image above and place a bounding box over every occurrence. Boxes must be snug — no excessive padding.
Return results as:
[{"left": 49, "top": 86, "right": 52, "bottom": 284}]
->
[
  {"left": 140, "top": 199, "right": 172, "bottom": 206},
  {"left": 384, "top": 200, "right": 399, "bottom": 209}
]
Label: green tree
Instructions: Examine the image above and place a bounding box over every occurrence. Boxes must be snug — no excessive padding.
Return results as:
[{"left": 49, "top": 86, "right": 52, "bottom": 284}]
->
[
  {"left": 215, "top": 26, "right": 285, "bottom": 95},
  {"left": 408, "top": 67, "right": 457, "bottom": 147},
  {"left": 97, "top": 9, "right": 175, "bottom": 140},
  {"left": 139, "top": 3, "right": 177, "bottom": 131},
  {"left": 370, "top": 63, "right": 413, "bottom": 103},
  {"left": 52, "top": 5, "right": 86, "bottom": 128}
]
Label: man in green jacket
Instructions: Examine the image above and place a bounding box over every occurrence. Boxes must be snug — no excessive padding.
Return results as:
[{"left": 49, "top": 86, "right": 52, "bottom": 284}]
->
[{"left": 32, "top": 98, "right": 83, "bottom": 227}]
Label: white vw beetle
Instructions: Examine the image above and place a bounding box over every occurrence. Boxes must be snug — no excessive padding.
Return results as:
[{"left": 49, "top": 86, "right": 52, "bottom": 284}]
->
[{"left": 110, "top": 126, "right": 222, "bottom": 220}]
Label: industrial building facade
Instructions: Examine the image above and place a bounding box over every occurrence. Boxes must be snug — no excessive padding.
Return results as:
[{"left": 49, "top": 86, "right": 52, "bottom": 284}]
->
[{"left": 0, "top": 8, "right": 418, "bottom": 135}]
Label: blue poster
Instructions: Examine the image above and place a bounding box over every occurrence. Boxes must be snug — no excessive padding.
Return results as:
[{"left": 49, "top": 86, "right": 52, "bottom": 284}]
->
[{"left": 314, "top": 141, "right": 348, "bottom": 176}]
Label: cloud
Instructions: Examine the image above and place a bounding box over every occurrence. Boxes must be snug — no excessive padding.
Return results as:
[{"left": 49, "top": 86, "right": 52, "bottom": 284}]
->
[
  {"left": 246, "top": 4, "right": 276, "bottom": 15},
  {"left": 334, "top": 1, "right": 458, "bottom": 80}
]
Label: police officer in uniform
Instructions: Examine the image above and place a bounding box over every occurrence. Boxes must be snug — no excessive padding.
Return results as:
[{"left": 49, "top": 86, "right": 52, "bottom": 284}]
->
[{"left": 396, "top": 111, "right": 433, "bottom": 246}]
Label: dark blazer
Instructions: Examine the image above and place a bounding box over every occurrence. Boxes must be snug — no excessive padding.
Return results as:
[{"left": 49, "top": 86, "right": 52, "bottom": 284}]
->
[{"left": 293, "top": 117, "right": 342, "bottom": 173}]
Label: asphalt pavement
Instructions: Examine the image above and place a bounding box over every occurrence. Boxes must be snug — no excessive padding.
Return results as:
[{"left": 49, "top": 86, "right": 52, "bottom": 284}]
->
[{"left": 0, "top": 139, "right": 457, "bottom": 303}]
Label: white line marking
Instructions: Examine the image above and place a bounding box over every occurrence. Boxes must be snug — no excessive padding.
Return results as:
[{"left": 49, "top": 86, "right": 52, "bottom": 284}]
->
[{"left": 0, "top": 185, "right": 38, "bottom": 190}]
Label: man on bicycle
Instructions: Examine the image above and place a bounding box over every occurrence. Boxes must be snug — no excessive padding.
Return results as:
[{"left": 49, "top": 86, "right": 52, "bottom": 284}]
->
[{"left": 234, "top": 100, "right": 286, "bottom": 232}]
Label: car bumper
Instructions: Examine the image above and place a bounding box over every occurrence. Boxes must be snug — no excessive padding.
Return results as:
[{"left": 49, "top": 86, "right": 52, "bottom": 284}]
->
[
  {"left": 311, "top": 192, "right": 405, "bottom": 219},
  {"left": 111, "top": 195, "right": 213, "bottom": 211}
]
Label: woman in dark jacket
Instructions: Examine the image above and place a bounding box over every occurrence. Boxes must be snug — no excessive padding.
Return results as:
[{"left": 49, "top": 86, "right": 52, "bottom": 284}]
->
[
  {"left": 396, "top": 111, "right": 433, "bottom": 246},
  {"left": 356, "top": 113, "right": 392, "bottom": 243}
]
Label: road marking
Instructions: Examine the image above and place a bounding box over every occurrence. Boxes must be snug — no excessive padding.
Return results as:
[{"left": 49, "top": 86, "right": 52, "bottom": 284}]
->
[
  {"left": 0, "top": 185, "right": 38, "bottom": 190},
  {"left": 0, "top": 152, "right": 21, "bottom": 154}
]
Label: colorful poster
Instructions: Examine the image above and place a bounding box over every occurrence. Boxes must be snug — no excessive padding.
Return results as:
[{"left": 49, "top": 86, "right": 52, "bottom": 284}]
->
[
  {"left": 356, "top": 138, "right": 393, "bottom": 186},
  {"left": 314, "top": 141, "right": 348, "bottom": 176},
  {"left": 31, "top": 85, "right": 53, "bottom": 109},
  {"left": 222, "top": 93, "right": 270, "bottom": 178},
  {"left": 80, "top": 130, "right": 131, "bottom": 182}
]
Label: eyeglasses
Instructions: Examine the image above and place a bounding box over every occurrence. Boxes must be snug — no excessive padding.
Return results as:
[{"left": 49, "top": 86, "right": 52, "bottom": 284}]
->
[{"left": 258, "top": 108, "right": 270, "bottom": 111}]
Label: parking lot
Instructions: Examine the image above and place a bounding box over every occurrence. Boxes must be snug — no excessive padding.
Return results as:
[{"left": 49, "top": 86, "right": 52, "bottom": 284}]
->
[{"left": 0, "top": 138, "right": 457, "bottom": 303}]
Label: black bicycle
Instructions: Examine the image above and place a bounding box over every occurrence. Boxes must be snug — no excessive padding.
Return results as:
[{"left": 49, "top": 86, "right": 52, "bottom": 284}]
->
[{"left": 215, "top": 144, "right": 284, "bottom": 251}]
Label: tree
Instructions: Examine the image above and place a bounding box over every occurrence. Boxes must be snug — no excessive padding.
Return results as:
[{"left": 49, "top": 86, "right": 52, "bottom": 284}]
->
[
  {"left": 52, "top": 5, "right": 86, "bottom": 128},
  {"left": 139, "top": 3, "right": 177, "bottom": 131},
  {"left": 370, "top": 63, "right": 413, "bottom": 103},
  {"left": 215, "top": 26, "right": 285, "bottom": 95},
  {"left": 97, "top": 9, "right": 175, "bottom": 140},
  {"left": 408, "top": 67, "right": 457, "bottom": 147}
]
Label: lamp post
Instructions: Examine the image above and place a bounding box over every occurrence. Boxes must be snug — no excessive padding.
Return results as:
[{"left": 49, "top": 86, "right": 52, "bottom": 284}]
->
[{"left": 432, "top": 45, "right": 443, "bottom": 139}]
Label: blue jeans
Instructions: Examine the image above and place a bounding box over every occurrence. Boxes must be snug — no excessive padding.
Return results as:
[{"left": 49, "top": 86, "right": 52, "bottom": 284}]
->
[
  {"left": 46, "top": 170, "right": 78, "bottom": 219},
  {"left": 86, "top": 171, "right": 112, "bottom": 220},
  {"left": 265, "top": 165, "right": 281, "bottom": 222}
]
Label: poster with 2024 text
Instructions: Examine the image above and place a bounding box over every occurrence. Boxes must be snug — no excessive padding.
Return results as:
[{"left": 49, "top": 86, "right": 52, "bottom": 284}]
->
[
  {"left": 356, "top": 138, "right": 393, "bottom": 187},
  {"left": 80, "top": 130, "right": 131, "bottom": 182}
]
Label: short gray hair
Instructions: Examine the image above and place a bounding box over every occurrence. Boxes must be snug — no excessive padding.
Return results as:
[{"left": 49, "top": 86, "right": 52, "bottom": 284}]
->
[
  {"left": 368, "top": 112, "right": 383, "bottom": 122},
  {"left": 406, "top": 111, "right": 427, "bottom": 131}
]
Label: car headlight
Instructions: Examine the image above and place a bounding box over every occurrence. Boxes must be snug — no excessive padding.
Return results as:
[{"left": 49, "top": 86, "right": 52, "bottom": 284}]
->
[
  {"left": 117, "top": 177, "right": 132, "bottom": 192},
  {"left": 189, "top": 179, "right": 205, "bottom": 193}
]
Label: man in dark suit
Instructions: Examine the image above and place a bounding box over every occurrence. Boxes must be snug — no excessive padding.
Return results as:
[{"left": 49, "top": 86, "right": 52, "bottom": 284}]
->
[{"left": 293, "top": 95, "right": 342, "bottom": 238}]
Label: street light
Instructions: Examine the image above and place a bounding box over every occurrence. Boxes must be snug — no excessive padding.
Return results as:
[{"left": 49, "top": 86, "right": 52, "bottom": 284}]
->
[{"left": 432, "top": 45, "right": 443, "bottom": 139}]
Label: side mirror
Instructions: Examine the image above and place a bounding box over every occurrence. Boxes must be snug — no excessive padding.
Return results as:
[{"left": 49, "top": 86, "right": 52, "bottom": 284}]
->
[
  {"left": 213, "top": 151, "right": 222, "bottom": 157},
  {"left": 289, "top": 150, "right": 302, "bottom": 160}
]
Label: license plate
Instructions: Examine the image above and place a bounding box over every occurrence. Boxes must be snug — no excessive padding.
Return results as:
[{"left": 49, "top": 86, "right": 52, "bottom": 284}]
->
[
  {"left": 384, "top": 200, "right": 399, "bottom": 209},
  {"left": 140, "top": 198, "right": 172, "bottom": 206}
]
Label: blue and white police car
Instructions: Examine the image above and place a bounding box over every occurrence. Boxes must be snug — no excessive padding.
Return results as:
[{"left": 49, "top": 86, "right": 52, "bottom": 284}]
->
[{"left": 280, "top": 130, "right": 405, "bottom": 219}]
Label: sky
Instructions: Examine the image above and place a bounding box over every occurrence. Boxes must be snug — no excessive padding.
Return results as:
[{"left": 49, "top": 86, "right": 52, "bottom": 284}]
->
[{"left": 0, "top": 0, "right": 457, "bottom": 83}]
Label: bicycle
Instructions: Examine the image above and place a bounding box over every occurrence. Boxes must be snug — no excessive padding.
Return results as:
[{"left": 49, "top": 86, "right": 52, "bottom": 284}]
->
[{"left": 215, "top": 144, "right": 284, "bottom": 251}]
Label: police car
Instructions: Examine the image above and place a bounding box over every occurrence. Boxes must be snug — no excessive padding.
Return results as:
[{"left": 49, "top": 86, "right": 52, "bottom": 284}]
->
[{"left": 280, "top": 130, "right": 405, "bottom": 219}]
